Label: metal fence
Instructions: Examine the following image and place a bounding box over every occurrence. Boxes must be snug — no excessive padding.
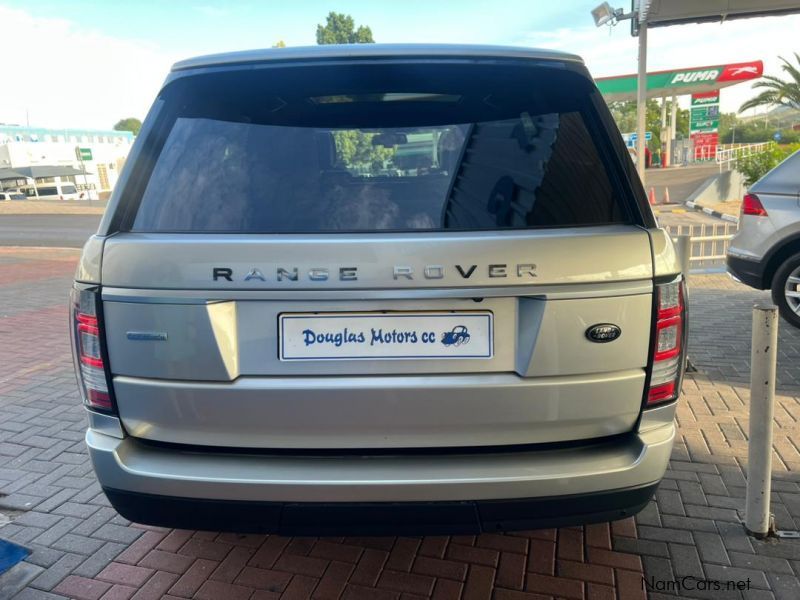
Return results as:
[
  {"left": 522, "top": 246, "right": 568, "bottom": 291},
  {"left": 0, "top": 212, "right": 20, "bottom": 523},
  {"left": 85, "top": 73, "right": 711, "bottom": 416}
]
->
[
  {"left": 673, "top": 140, "right": 773, "bottom": 168},
  {"left": 715, "top": 142, "right": 773, "bottom": 172},
  {"left": 665, "top": 222, "right": 739, "bottom": 272}
]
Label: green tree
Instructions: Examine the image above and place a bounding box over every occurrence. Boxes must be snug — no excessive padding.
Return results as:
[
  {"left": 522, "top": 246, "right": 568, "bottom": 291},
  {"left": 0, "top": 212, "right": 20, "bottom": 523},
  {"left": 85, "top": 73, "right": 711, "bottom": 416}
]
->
[
  {"left": 272, "top": 40, "right": 286, "bottom": 48},
  {"left": 740, "top": 53, "right": 800, "bottom": 113},
  {"left": 718, "top": 112, "right": 739, "bottom": 143},
  {"left": 315, "top": 12, "right": 382, "bottom": 169},
  {"left": 607, "top": 99, "right": 688, "bottom": 147},
  {"left": 113, "top": 117, "right": 141, "bottom": 136},
  {"left": 674, "top": 107, "right": 690, "bottom": 139},
  {"left": 316, "top": 12, "right": 374, "bottom": 45},
  {"left": 718, "top": 115, "right": 800, "bottom": 144},
  {"left": 333, "top": 131, "right": 396, "bottom": 171},
  {"left": 736, "top": 142, "right": 800, "bottom": 185}
]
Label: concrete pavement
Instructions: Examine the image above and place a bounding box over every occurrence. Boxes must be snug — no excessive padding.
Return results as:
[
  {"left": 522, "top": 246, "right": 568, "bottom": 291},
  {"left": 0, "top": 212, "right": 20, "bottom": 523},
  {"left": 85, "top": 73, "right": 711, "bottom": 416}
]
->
[
  {"left": 644, "top": 165, "right": 720, "bottom": 207},
  {"left": 0, "top": 216, "right": 100, "bottom": 248}
]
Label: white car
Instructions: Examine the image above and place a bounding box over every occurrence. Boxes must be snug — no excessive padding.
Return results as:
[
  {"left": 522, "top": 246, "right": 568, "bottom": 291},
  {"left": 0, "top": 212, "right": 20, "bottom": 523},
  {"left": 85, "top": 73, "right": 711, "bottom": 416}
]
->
[
  {"left": 31, "top": 182, "right": 82, "bottom": 200},
  {"left": 0, "top": 190, "right": 27, "bottom": 201}
]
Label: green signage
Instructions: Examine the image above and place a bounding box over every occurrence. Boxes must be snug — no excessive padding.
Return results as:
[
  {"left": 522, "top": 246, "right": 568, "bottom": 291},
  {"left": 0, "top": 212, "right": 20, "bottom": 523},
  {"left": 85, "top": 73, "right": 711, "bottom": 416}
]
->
[
  {"left": 691, "top": 106, "right": 716, "bottom": 120},
  {"left": 690, "top": 104, "right": 720, "bottom": 131},
  {"left": 691, "top": 95, "right": 719, "bottom": 106},
  {"left": 691, "top": 119, "right": 720, "bottom": 130},
  {"left": 76, "top": 147, "right": 92, "bottom": 161},
  {"left": 690, "top": 90, "right": 720, "bottom": 144}
]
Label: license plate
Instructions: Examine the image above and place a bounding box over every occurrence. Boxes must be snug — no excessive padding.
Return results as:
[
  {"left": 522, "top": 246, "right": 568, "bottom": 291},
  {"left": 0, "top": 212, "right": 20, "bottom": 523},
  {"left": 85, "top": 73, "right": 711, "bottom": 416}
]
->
[{"left": 279, "top": 312, "right": 493, "bottom": 361}]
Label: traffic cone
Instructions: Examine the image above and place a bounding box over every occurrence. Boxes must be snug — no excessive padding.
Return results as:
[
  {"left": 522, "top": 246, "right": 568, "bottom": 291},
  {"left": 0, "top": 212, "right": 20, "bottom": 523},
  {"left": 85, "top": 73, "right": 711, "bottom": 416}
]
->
[
  {"left": 662, "top": 187, "right": 670, "bottom": 205},
  {"left": 648, "top": 187, "right": 657, "bottom": 206}
]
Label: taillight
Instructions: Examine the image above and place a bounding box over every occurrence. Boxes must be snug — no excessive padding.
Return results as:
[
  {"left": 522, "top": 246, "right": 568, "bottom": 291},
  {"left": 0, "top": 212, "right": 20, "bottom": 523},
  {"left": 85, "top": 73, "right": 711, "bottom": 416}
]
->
[
  {"left": 742, "top": 193, "right": 767, "bottom": 217},
  {"left": 647, "top": 277, "right": 686, "bottom": 406},
  {"left": 70, "top": 286, "right": 115, "bottom": 413}
]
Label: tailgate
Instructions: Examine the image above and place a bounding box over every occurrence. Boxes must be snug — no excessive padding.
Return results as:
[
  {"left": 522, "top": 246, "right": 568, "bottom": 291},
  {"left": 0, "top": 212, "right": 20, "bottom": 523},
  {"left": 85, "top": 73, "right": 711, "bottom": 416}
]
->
[{"left": 101, "top": 228, "right": 654, "bottom": 448}]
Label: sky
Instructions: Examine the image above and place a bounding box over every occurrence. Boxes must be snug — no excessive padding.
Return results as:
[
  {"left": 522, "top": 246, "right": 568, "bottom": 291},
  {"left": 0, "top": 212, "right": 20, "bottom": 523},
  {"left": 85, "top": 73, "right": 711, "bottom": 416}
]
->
[{"left": 1, "top": 0, "right": 799, "bottom": 130}]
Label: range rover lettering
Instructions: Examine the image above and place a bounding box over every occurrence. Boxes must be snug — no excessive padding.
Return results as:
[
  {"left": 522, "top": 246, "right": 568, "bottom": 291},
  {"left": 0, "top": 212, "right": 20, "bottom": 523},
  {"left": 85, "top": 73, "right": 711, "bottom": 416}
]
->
[{"left": 71, "top": 44, "right": 686, "bottom": 534}]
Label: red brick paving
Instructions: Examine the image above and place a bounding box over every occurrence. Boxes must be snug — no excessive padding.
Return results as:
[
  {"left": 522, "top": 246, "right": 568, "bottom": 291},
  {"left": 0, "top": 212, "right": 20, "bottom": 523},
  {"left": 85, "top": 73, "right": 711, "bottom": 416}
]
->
[
  {"left": 54, "top": 575, "right": 112, "bottom": 600},
  {"left": 0, "top": 245, "right": 704, "bottom": 600},
  {"left": 71, "top": 528, "right": 644, "bottom": 599}
]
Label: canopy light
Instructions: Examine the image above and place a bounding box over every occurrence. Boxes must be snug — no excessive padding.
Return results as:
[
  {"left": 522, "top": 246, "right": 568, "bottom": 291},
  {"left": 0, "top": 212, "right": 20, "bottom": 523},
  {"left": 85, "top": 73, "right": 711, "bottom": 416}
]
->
[
  {"left": 591, "top": 2, "right": 618, "bottom": 26},
  {"left": 591, "top": 2, "right": 636, "bottom": 28}
]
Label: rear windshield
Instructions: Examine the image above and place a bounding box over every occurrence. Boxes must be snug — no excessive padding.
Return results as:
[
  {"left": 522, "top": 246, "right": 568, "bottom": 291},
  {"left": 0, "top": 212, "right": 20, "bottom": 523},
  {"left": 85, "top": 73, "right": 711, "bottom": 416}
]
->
[
  {"left": 62, "top": 185, "right": 77, "bottom": 194},
  {"left": 130, "top": 61, "right": 629, "bottom": 233}
]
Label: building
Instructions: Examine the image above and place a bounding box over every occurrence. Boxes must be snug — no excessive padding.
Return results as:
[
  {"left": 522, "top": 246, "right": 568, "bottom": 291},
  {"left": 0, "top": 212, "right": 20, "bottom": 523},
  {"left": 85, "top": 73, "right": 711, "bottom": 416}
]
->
[{"left": 0, "top": 124, "right": 134, "bottom": 199}]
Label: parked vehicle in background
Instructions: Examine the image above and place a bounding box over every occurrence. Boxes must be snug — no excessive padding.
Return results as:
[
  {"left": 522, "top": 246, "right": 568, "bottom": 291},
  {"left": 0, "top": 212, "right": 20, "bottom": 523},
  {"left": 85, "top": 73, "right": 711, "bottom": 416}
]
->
[
  {"left": 71, "top": 44, "right": 686, "bottom": 535},
  {"left": 727, "top": 149, "right": 800, "bottom": 328},
  {"left": 29, "top": 182, "right": 82, "bottom": 200},
  {"left": 0, "top": 190, "right": 26, "bottom": 201}
]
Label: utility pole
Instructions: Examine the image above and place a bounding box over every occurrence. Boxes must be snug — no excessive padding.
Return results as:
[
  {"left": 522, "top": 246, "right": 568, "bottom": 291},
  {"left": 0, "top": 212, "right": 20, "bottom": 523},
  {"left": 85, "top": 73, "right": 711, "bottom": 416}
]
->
[
  {"left": 635, "top": 19, "right": 648, "bottom": 182},
  {"left": 669, "top": 95, "right": 678, "bottom": 166},
  {"left": 660, "top": 97, "right": 667, "bottom": 167}
]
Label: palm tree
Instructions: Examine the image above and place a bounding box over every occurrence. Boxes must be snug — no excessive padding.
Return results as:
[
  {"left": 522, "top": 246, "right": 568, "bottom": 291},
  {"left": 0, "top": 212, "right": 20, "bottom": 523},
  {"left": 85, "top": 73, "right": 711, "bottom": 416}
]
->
[{"left": 739, "top": 53, "right": 800, "bottom": 113}]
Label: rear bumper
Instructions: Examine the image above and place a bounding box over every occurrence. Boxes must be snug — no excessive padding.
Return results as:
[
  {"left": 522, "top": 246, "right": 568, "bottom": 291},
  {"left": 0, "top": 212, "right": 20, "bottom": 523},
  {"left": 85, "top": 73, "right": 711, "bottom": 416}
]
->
[
  {"left": 726, "top": 253, "right": 766, "bottom": 289},
  {"left": 103, "top": 482, "right": 659, "bottom": 535},
  {"left": 87, "top": 418, "right": 674, "bottom": 534}
]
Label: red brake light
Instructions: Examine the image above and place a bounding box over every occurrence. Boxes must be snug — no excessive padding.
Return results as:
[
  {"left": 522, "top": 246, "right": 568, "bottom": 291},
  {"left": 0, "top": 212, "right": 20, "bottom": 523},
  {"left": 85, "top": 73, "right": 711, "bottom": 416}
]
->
[
  {"left": 87, "top": 389, "right": 113, "bottom": 411},
  {"left": 647, "top": 278, "right": 686, "bottom": 406},
  {"left": 742, "top": 193, "right": 767, "bottom": 217},
  {"left": 648, "top": 381, "right": 676, "bottom": 404},
  {"left": 70, "top": 287, "right": 115, "bottom": 413}
]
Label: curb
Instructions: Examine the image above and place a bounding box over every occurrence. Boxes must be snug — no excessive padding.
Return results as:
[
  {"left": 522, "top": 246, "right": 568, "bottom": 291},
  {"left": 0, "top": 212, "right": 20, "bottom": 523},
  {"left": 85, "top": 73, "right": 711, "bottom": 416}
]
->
[
  {"left": 0, "top": 245, "right": 82, "bottom": 251},
  {"left": 685, "top": 200, "right": 740, "bottom": 224},
  {"left": 652, "top": 205, "right": 687, "bottom": 213}
]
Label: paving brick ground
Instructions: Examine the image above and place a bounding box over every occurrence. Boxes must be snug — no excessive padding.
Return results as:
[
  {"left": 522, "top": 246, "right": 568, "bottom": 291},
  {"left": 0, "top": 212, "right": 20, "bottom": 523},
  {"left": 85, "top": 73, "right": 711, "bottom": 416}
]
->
[{"left": 1, "top": 246, "right": 799, "bottom": 600}]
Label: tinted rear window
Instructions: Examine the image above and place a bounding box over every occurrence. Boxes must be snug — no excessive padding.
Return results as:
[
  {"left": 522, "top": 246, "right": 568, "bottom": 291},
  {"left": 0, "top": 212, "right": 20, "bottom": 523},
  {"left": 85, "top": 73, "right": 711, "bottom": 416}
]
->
[
  {"left": 61, "top": 185, "right": 77, "bottom": 194},
  {"left": 130, "top": 61, "right": 629, "bottom": 233}
]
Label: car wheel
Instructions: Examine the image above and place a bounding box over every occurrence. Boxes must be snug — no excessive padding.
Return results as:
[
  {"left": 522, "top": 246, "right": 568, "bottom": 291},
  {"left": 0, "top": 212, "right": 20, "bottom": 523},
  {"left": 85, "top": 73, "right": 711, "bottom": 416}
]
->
[{"left": 771, "top": 252, "right": 800, "bottom": 329}]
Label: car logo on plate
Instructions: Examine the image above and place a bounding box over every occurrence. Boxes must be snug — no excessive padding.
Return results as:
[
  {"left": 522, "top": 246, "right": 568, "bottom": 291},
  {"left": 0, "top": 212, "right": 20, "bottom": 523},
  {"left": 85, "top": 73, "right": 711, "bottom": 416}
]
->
[
  {"left": 441, "top": 325, "right": 471, "bottom": 347},
  {"left": 586, "top": 324, "right": 621, "bottom": 343}
]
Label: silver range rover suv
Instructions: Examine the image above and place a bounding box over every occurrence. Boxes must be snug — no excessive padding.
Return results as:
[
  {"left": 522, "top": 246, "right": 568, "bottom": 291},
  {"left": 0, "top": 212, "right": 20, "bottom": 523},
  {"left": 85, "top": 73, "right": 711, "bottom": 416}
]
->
[{"left": 71, "top": 44, "right": 686, "bottom": 535}]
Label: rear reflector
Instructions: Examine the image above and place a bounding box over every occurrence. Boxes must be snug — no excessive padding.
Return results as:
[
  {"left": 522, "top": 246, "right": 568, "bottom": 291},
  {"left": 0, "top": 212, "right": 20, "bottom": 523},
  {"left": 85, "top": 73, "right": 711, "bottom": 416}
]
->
[
  {"left": 742, "top": 193, "right": 767, "bottom": 217},
  {"left": 648, "top": 381, "right": 676, "bottom": 404},
  {"left": 70, "top": 286, "right": 116, "bottom": 413},
  {"left": 647, "top": 278, "right": 686, "bottom": 406}
]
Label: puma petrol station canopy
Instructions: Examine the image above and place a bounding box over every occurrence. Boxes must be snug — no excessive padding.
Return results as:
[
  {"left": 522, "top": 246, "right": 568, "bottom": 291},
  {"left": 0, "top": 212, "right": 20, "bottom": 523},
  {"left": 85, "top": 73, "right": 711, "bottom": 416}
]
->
[{"left": 595, "top": 60, "right": 763, "bottom": 102}]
